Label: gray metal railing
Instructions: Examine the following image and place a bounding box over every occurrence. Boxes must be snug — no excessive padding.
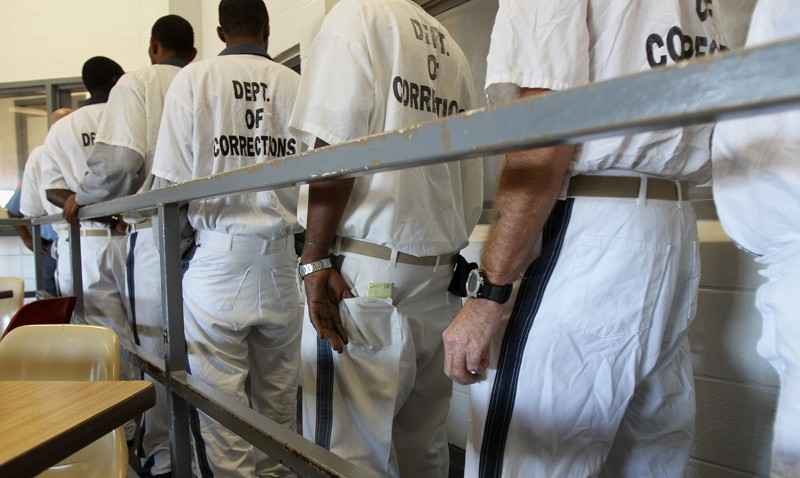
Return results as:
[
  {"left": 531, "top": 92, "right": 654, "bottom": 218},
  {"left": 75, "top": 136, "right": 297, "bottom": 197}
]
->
[{"left": 3, "top": 37, "right": 800, "bottom": 477}]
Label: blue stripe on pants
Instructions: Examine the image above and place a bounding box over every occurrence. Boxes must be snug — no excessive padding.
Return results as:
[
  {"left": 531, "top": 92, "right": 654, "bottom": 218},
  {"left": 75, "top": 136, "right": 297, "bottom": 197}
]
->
[{"left": 478, "top": 199, "right": 574, "bottom": 478}]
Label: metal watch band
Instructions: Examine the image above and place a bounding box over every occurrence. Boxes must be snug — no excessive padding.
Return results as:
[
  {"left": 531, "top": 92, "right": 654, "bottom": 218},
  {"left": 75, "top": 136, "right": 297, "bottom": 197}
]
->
[{"left": 298, "top": 257, "right": 333, "bottom": 279}]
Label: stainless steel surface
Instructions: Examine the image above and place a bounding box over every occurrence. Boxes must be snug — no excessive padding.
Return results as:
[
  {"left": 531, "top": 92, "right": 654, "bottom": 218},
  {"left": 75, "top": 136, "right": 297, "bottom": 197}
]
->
[
  {"left": 158, "top": 204, "right": 193, "bottom": 477},
  {"left": 31, "top": 225, "right": 44, "bottom": 293},
  {"left": 68, "top": 222, "right": 84, "bottom": 320}
]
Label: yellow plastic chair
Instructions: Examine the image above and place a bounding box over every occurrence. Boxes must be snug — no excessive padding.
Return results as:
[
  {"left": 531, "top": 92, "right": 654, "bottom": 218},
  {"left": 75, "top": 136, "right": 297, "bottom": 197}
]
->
[
  {"left": 0, "top": 277, "right": 25, "bottom": 336},
  {"left": 0, "top": 325, "right": 128, "bottom": 478}
]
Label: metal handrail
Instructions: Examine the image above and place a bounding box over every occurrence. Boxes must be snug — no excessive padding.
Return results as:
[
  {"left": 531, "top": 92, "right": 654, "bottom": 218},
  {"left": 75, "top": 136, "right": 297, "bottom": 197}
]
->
[
  {"left": 3, "top": 37, "right": 800, "bottom": 477},
  {"left": 27, "top": 37, "right": 800, "bottom": 225}
]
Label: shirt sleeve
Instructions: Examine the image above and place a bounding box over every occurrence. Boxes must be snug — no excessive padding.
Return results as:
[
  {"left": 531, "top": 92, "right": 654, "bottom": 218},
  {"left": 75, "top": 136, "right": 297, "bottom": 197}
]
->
[
  {"left": 5, "top": 188, "right": 22, "bottom": 217},
  {"left": 41, "top": 129, "right": 68, "bottom": 191},
  {"left": 76, "top": 143, "right": 146, "bottom": 205},
  {"left": 485, "top": 0, "right": 590, "bottom": 91},
  {"left": 20, "top": 154, "right": 44, "bottom": 217},
  {"left": 151, "top": 73, "right": 194, "bottom": 184},
  {"left": 289, "top": 6, "right": 375, "bottom": 145},
  {"left": 95, "top": 74, "right": 148, "bottom": 156},
  {"left": 747, "top": 0, "right": 795, "bottom": 45}
]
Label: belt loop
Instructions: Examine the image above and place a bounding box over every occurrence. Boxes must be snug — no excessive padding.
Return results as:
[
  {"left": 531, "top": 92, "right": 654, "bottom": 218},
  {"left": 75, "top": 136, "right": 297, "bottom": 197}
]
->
[
  {"left": 334, "top": 236, "right": 343, "bottom": 255},
  {"left": 261, "top": 238, "right": 269, "bottom": 255},
  {"left": 389, "top": 248, "right": 399, "bottom": 268},
  {"left": 226, "top": 233, "right": 234, "bottom": 252},
  {"left": 675, "top": 180, "right": 684, "bottom": 208},
  {"left": 637, "top": 176, "right": 648, "bottom": 207},
  {"left": 433, "top": 254, "right": 441, "bottom": 273}
]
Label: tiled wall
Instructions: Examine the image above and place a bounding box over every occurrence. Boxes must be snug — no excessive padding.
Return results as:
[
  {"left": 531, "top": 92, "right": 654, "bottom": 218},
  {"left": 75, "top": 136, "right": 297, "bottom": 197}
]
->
[
  {"left": 0, "top": 236, "right": 34, "bottom": 293},
  {"left": 687, "top": 204, "right": 777, "bottom": 477}
]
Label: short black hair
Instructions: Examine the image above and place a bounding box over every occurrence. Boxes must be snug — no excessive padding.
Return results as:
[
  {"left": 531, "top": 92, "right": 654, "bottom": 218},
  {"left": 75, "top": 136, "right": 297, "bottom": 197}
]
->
[
  {"left": 81, "top": 57, "right": 124, "bottom": 93},
  {"left": 219, "top": 0, "right": 269, "bottom": 38},
  {"left": 152, "top": 14, "right": 195, "bottom": 58}
]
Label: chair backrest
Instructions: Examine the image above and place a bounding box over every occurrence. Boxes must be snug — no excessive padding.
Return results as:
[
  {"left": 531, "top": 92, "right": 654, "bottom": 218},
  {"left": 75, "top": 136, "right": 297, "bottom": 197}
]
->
[
  {"left": 0, "top": 276, "right": 25, "bottom": 336},
  {"left": 1, "top": 297, "right": 76, "bottom": 340},
  {"left": 0, "top": 325, "right": 119, "bottom": 381},
  {"left": 0, "top": 325, "right": 127, "bottom": 478}
]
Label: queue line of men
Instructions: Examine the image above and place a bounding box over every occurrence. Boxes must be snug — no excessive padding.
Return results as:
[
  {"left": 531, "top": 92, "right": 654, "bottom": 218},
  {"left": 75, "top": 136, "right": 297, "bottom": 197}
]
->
[{"left": 15, "top": 0, "right": 798, "bottom": 477}]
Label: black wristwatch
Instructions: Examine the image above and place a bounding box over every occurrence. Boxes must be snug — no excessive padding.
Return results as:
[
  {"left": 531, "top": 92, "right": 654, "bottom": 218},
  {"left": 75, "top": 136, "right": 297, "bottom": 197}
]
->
[{"left": 466, "top": 269, "right": 513, "bottom": 304}]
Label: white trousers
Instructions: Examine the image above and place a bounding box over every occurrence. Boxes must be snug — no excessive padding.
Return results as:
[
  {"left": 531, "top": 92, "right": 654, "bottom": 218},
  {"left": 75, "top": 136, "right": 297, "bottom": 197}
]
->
[
  {"left": 466, "top": 197, "right": 700, "bottom": 478},
  {"left": 55, "top": 235, "right": 73, "bottom": 298},
  {"left": 302, "top": 252, "right": 462, "bottom": 478},
  {"left": 755, "top": 251, "right": 800, "bottom": 478},
  {"left": 126, "top": 227, "right": 172, "bottom": 475},
  {"left": 56, "top": 233, "right": 134, "bottom": 349},
  {"left": 183, "top": 231, "right": 302, "bottom": 478}
]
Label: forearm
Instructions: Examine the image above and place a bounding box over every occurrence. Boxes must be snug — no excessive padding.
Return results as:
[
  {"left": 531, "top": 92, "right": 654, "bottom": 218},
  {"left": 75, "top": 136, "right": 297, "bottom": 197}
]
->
[
  {"left": 301, "top": 139, "right": 354, "bottom": 263},
  {"left": 302, "top": 178, "right": 354, "bottom": 262},
  {"left": 46, "top": 189, "right": 74, "bottom": 209},
  {"left": 481, "top": 88, "right": 576, "bottom": 284},
  {"left": 76, "top": 143, "right": 145, "bottom": 205},
  {"left": 481, "top": 145, "right": 573, "bottom": 285},
  {"left": 14, "top": 226, "right": 33, "bottom": 251}
]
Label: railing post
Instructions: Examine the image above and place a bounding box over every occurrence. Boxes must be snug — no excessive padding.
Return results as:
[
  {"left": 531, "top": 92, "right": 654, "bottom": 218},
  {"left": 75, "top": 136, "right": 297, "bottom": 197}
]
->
[
  {"left": 158, "top": 203, "right": 193, "bottom": 477},
  {"left": 68, "top": 222, "right": 84, "bottom": 320},
  {"left": 31, "top": 224, "right": 44, "bottom": 295}
]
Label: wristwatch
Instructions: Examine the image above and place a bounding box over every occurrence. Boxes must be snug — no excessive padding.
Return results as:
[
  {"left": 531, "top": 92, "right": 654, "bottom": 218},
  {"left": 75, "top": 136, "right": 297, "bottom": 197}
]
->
[
  {"left": 466, "top": 269, "right": 513, "bottom": 304},
  {"left": 298, "top": 257, "right": 333, "bottom": 279}
]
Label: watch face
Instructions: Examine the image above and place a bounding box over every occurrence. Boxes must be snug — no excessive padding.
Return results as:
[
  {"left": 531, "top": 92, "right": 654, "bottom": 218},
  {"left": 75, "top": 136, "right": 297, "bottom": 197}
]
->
[{"left": 466, "top": 269, "right": 482, "bottom": 298}]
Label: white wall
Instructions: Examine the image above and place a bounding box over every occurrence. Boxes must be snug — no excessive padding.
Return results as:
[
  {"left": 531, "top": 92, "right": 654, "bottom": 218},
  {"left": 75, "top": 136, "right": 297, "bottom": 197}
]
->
[{"left": 0, "top": 1, "right": 169, "bottom": 83}]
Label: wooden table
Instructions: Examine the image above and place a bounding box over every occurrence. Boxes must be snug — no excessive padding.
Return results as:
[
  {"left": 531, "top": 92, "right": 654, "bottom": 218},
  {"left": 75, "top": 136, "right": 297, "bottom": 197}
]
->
[
  {"left": 0, "top": 290, "right": 12, "bottom": 300},
  {"left": 0, "top": 381, "right": 155, "bottom": 477}
]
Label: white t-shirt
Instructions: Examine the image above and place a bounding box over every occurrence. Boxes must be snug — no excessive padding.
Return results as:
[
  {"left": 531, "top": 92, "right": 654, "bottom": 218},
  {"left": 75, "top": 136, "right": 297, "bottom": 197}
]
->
[
  {"left": 20, "top": 145, "right": 68, "bottom": 236},
  {"left": 41, "top": 103, "right": 108, "bottom": 228},
  {"left": 486, "top": 0, "right": 726, "bottom": 183},
  {"left": 42, "top": 103, "right": 104, "bottom": 191},
  {"left": 290, "top": 0, "right": 484, "bottom": 256},
  {"left": 21, "top": 146, "right": 59, "bottom": 217},
  {"left": 96, "top": 64, "right": 181, "bottom": 192},
  {"left": 152, "top": 51, "right": 308, "bottom": 240},
  {"left": 712, "top": 0, "right": 800, "bottom": 260}
]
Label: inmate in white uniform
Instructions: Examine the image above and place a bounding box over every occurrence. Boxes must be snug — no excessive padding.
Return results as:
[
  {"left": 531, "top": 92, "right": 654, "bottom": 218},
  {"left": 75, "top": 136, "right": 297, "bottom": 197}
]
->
[
  {"left": 75, "top": 63, "right": 196, "bottom": 477},
  {"left": 152, "top": 45, "right": 308, "bottom": 478},
  {"left": 713, "top": 1, "right": 800, "bottom": 475},
  {"left": 20, "top": 145, "right": 69, "bottom": 293},
  {"left": 466, "top": 1, "right": 724, "bottom": 477},
  {"left": 290, "top": 1, "right": 483, "bottom": 476},
  {"left": 40, "top": 103, "right": 133, "bottom": 350}
]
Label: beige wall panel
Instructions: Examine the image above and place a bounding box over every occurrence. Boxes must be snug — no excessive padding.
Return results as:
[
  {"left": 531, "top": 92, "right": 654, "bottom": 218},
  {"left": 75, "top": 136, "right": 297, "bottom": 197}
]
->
[
  {"left": 691, "top": 289, "right": 779, "bottom": 387},
  {"left": 692, "top": 378, "right": 777, "bottom": 475}
]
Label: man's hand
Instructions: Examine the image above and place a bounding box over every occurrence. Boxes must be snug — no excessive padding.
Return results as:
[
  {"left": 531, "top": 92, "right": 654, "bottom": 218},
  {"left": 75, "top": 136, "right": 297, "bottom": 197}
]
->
[
  {"left": 443, "top": 298, "right": 510, "bottom": 385},
  {"left": 62, "top": 193, "right": 81, "bottom": 226},
  {"left": 303, "top": 268, "right": 353, "bottom": 353},
  {"left": 19, "top": 232, "right": 33, "bottom": 252}
]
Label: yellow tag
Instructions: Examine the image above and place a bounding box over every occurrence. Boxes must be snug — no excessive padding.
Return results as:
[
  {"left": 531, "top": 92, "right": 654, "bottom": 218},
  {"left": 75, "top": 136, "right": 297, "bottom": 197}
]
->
[{"left": 367, "top": 282, "right": 393, "bottom": 300}]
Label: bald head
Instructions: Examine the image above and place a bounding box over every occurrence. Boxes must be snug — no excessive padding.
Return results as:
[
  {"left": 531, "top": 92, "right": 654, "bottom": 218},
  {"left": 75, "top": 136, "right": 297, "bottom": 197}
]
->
[{"left": 50, "top": 108, "right": 73, "bottom": 126}]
